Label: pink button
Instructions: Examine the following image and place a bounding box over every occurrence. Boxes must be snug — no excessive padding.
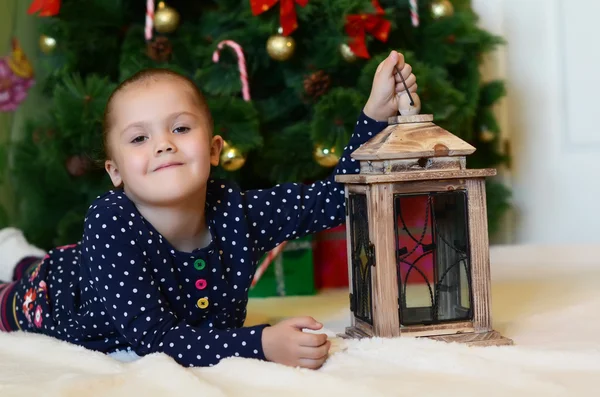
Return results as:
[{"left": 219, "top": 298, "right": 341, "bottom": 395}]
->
[{"left": 195, "top": 279, "right": 207, "bottom": 290}]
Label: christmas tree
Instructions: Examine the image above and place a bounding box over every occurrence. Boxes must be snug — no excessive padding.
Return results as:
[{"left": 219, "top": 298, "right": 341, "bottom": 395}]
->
[{"left": 0, "top": 0, "right": 509, "bottom": 249}]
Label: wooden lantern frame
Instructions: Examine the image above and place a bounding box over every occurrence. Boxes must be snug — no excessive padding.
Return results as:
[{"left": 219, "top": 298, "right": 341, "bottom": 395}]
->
[{"left": 335, "top": 114, "right": 512, "bottom": 347}]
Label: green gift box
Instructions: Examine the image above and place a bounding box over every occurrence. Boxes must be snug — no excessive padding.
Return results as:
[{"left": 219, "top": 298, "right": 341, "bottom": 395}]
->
[{"left": 249, "top": 235, "right": 316, "bottom": 297}]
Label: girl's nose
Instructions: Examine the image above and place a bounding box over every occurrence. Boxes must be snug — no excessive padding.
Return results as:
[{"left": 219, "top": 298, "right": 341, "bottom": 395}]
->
[
  {"left": 155, "top": 136, "right": 176, "bottom": 155},
  {"left": 156, "top": 145, "right": 173, "bottom": 154}
]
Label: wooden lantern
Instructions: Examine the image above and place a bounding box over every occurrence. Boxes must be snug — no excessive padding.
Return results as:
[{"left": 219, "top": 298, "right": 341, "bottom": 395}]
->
[{"left": 335, "top": 113, "right": 513, "bottom": 347}]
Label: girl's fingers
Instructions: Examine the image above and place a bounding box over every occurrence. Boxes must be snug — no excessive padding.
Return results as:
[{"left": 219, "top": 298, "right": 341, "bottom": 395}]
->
[
  {"left": 297, "top": 331, "right": 328, "bottom": 347},
  {"left": 297, "top": 356, "right": 327, "bottom": 370},
  {"left": 394, "top": 75, "right": 417, "bottom": 92},
  {"left": 298, "top": 340, "right": 331, "bottom": 359},
  {"left": 394, "top": 64, "right": 413, "bottom": 83}
]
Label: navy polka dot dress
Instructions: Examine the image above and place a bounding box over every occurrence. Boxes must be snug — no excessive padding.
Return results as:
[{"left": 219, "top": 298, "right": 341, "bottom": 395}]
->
[{"left": 6, "top": 112, "right": 387, "bottom": 367}]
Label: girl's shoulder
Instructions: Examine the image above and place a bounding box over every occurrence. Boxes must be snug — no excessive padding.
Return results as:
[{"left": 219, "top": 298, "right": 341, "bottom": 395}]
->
[
  {"left": 206, "top": 178, "right": 244, "bottom": 206},
  {"left": 84, "top": 189, "right": 137, "bottom": 224},
  {"left": 82, "top": 190, "right": 153, "bottom": 243}
]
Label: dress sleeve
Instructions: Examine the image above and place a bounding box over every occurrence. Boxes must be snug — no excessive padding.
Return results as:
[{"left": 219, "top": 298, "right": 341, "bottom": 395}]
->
[
  {"left": 244, "top": 111, "right": 388, "bottom": 253},
  {"left": 81, "top": 207, "right": 268, "bottom": 367}
]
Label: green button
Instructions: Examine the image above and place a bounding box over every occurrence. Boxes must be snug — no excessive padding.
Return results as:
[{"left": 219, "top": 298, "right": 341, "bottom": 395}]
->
[{"left": 194, "top": 259, "right": 206, "bottom": 271}]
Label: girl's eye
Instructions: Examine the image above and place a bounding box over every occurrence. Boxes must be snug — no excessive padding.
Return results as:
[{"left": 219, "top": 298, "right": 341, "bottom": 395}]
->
[
  {"left": 173, "top": 126, "right": 190, "bottom": 134},
  {"left": 131, "top": 136, "right": 147, "bottom": 143}
]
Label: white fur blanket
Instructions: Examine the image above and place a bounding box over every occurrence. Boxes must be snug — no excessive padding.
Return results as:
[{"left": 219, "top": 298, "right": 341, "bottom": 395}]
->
[{"left": 1, "top": 244, "right": 600, "bottom": 397}]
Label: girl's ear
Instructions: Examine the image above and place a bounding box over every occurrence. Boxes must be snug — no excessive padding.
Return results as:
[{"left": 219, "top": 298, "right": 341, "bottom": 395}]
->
[
  {"left": 209, "top": 135, "right": 224, "bottom": 166},
  {"left": 105, "top": 159, "right": 123, "bottom": 187}
]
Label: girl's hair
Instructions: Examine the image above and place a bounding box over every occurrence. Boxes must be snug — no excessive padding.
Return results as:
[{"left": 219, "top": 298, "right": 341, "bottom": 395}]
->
[{"left": 101, "top": 68, "right": 212, "bottom": 160}]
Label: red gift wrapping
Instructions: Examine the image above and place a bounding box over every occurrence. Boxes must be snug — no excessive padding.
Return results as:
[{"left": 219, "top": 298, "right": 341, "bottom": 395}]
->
[{"left": 312, "top": 224, "right": 349, "bottom": 289}]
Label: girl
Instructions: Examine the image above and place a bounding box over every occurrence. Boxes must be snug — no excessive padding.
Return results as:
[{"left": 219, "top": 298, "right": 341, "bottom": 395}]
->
[{"left": 0, "top": 50, "right": 417, "bottom": 369}]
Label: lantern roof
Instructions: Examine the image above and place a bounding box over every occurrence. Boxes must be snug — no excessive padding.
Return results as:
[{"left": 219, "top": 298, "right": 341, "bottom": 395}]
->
[{"left": 351, "top": 115, "right": 476, "bottom": 161}]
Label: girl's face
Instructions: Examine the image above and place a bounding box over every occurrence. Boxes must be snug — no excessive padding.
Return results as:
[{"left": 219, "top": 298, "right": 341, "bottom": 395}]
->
[{"left": 104, "top": 77, "right": 223, "bottom": 206}]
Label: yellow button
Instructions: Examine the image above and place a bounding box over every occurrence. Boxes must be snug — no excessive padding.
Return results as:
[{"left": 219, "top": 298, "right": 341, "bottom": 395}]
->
[
  {"left": 196, "top": 297, "right": 209, "bottom": 309},
  {"left": 194, "top": 259, "right": 206, "bottom": 271}
]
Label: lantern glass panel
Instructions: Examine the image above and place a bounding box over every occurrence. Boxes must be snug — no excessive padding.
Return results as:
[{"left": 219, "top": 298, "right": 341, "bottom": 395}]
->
[
  {"left": 348, "top": 193, "right": 373, "bottom": 325},
  {"left": 394, "top": 190, "right": 473, "bottom": 326}
]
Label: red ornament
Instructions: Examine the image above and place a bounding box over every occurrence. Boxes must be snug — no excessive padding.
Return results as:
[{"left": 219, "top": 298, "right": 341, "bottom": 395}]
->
[
  {"left": 250, "top": 0, "right": 309, "bottom": 36},
  {"left": 344, "top": 0, "right": 391, "bottom": 59},
  {"left": 65, "top": 155, "right": 91, "bottom": 177},
  {"left": 27, "top": 0, "right": 61, "bottom": 17}
]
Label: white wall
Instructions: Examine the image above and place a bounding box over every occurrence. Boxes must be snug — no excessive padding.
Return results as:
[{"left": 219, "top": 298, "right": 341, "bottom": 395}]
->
[{"left": 473, "top": 0, "right": 600, "bottom": 244}]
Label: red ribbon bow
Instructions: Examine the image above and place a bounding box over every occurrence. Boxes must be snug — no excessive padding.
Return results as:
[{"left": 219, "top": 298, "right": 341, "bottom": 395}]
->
[
  {"left": 27, "top": 0, "right": 61, "bottom": 16},
  {"left": 344, "top": 0, "right": 391, "bottom": 59},
  {"left": 250, "top": 0, "right": 309, "bottom": 36}
]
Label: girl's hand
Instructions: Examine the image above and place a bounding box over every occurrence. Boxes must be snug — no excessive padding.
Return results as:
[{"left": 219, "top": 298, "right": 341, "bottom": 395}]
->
[
  {"left": 262, "top": 316, "right": 331, "bottom": 369},
  {"left": 363, "top": 50, "right": 418, "bottom": 121}
]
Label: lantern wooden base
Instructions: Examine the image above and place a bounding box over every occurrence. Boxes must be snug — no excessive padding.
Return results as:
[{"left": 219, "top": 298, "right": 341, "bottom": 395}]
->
[
  {"left": 340, "top": 327, "right": 513, "bottom": 347},
  {"left": 427, "top": 330, "right": 513, "bottom": 346}
]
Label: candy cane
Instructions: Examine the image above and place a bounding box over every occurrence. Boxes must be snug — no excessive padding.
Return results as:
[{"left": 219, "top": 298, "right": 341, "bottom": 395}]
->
[
  {"left": 274, "top": 252, "right": 286, "bottom": 296},
  {"left": 409, "top": 0, "right": 419, "bottom": 27},
  {"left": 212, "top": 40, "right": 251, "bottom": 102},
  {"left": 251, "top": 241, "right": 287, "bottom": 288},
  {"left": 145, "top": 0, "right": 155, "bottom": 41}
]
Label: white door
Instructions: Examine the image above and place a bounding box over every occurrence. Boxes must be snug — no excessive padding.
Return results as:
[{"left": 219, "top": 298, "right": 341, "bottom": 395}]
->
[{"left": 473, "top": 0, "right": 600, "bottom": 244}]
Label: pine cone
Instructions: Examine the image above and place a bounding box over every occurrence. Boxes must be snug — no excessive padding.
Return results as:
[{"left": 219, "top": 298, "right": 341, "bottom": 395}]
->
[
  {"left": 303, "top": 70, "right": 331, "bottom": 99},
  {"left": 147, "top": 37, "right": 173, "bottom": 62}
]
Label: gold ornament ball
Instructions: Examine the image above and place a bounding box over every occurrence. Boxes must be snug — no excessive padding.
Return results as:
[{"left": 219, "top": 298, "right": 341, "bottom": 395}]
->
[
  {"left": 431, "top": 0, "right": 455, "bottom": 19},
  {"left": 220, "top": 142, "right": 246, "bottom": 171},
  {"left": 154, "top": 1, "right": 180, "bottom": 34},
  {"left": 266, "top": 34, "right": 295, "bottom": 61},
  {"left": 480, "top": 130, "right": 495, "bottom": 142},
  {"left": 313, "top": 145, "right": 340, "bottom": 168},
  {"left": 339, "top": 43, "right": 358, "bottom": 63},
  {"left": 39, "top": 35, "right": 57, "bottom": 54}
]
